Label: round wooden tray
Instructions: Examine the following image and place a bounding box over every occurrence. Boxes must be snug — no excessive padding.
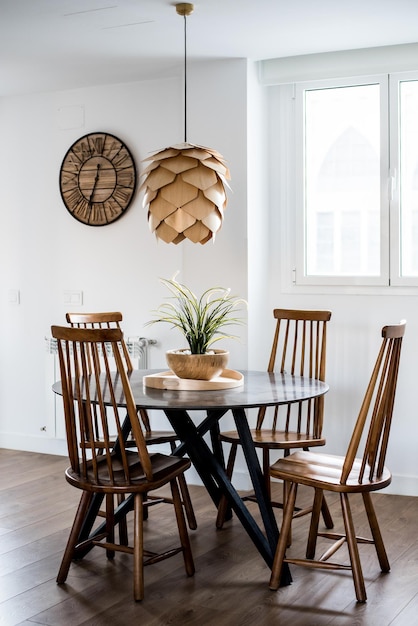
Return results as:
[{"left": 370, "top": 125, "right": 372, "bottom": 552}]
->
[{"left": 143, "top": 369, "right": 244, "bottom": 390}]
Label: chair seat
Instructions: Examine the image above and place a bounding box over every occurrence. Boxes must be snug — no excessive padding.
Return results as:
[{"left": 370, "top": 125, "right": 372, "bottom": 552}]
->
[
  {"left": 145, "top": 430, "right": 181, "bottom": 445},
  {"left": 220, "top": 429, "right": 326, "bottom": 450},
  {"left": 123, "top": 430, "right": 180, "bottom": 447},
  {"left": 270, "top": 450, "right": 392, "bottom": 493},
  {"left": 66, "top": 451, "right": 191, "bottom": 493}
]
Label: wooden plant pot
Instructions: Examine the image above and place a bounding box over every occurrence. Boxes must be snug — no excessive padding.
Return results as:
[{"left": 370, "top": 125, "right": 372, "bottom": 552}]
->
[{"left": 166, "top": 349, "right": 229, "bottom": 380}]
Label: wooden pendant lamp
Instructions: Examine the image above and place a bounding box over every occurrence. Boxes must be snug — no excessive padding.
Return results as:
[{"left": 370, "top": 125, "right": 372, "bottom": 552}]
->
[{"left": 140, "top": 3, "right": 230, "bottom": 244}]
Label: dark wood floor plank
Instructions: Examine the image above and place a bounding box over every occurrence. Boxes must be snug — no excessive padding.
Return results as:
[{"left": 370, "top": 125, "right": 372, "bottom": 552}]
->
[{"left": 0, "top": 450, "right": 416, "bottom": 626}]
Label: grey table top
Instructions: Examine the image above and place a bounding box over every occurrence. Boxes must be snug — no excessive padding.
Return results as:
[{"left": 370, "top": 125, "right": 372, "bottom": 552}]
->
[{"left": 55, "top": 369, "right": 328, "bottom": 412}]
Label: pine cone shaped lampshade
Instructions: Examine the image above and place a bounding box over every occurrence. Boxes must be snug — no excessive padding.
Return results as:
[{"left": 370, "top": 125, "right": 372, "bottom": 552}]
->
[{"left": 141, "top": 142, "right": 230, "bottom": 244}]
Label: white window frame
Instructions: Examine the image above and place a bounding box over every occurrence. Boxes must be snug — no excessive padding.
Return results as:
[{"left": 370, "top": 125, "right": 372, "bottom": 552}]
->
[
  {"left": 294, "top": 74, "right": 390, "bottom": 287},
  {"left": 389, "top": 70, "right": 418, "bottom": 287}
]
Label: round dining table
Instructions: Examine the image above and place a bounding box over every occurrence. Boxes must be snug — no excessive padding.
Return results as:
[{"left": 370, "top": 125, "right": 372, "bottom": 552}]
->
[{"left": 53, "top": 368, "right": 329, "bottom": 587}]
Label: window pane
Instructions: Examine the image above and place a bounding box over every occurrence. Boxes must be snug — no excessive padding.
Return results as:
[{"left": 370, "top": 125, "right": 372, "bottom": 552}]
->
[
  {"left": 315, "top": 212, "right": 334, "bottom": 273},
  {"left": 399, "top": 80, "right": 418, "bottom": 276},
  {"left": 305, "top": 84, "right": 381, "bottom": 276}
]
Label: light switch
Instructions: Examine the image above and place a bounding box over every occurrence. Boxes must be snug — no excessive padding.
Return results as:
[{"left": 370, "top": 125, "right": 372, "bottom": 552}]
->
[
  {"left": 8, "top": 289, "right": 20, "bottom": 304},
  {"left": 63, "top": 290, "right": 83, "bottom": 306}
]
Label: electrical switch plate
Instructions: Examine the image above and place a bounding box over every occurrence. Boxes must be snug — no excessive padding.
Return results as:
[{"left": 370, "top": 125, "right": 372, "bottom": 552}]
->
[
  {"left": 63, "top": 290, "right": 83, "bottom": 306},
  {"left": 8, "top": 289, "right": 20, "bottom": 304}
]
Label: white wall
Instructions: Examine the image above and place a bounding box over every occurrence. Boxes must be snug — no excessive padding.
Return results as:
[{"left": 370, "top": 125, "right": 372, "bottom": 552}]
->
[
  {"left": 1, "top": 54, "right": 417, "bottom": 497},
  {"left": 259, "top": 52, "right": 418, "bottom": 497},
  {"left": 0, "top": 60, "right": 249, "bottom": 465}
]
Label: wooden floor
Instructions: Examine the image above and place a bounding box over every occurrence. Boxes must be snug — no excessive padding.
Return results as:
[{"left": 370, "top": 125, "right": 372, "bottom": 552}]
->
[{"left": 1, "top": 449, "right": 418, "bottom": 626}]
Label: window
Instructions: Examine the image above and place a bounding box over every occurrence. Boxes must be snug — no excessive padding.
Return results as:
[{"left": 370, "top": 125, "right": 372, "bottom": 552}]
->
[
  {"left": 293, "top": 72, "right": 418, "bottom": 287},
  {"left": 393, "top": 74, "right": 418, "bottom": 284}
]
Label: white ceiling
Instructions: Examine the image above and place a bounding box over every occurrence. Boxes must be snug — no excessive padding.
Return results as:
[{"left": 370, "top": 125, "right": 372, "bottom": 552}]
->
[{"left": 3, "top": 0, "right": 418, "bottom": 97}]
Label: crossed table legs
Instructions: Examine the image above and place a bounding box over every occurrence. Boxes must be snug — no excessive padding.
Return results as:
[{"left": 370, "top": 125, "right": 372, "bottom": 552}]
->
[{"left": 73, "top": 406, "right": 292, "bottom": 586}]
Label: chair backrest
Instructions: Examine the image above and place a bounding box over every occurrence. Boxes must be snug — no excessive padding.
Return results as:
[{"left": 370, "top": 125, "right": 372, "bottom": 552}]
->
[
  {"left": 51, "top": 325, "right": 153, "bottom": 483},
  {"left": 66, "top": 311, "right": 133, "bottom": 372},
  {"left": 341, "top": 320, "right": 405, "bottom": 485},
  {"left": 256, "top": 308, "right": 332, "bottom": 437},
  {"left": 66, "top": 311, "right": 154, "bottom": 435}
]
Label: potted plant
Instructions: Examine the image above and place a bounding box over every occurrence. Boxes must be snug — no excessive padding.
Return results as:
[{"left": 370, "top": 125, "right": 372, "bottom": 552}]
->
[{"left": 147, "top": 275, "right": 246, "bottom": 380}]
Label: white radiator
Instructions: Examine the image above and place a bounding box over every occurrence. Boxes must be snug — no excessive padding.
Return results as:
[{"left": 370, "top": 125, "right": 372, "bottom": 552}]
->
[
  {"left": 45, "top": 335, "right": 155, "bottom": 368},
  {"left": 45, "top": 335, "right": 156, "bottom": 438}
]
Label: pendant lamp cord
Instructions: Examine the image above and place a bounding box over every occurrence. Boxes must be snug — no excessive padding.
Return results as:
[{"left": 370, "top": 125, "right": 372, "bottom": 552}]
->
[{"left": 183, "top": 13, "right": 188, "bottom": 143}]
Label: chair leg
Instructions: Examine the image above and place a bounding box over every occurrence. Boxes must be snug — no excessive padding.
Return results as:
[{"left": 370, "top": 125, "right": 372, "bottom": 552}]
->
[
  {"left": 133, "top": 492, "right": 144, "bottom": 602},
  {"left": 57, "top": 491, "right": 93, "bottom": 584},
  {"left": 282, "top": 479, "right": 293, "bottom": 547},
  {"left": 320, "top": 494, "right": 334, "bottom": 529},
  {"left": 105, "top": 493, "right": 115, "bottom": 559},
  {"left": 362, "top": 492, "right": 390, "bottom": 572},
  {"left": 216, "top": 442, "right": 238, "bottom": 529},
  {"left": 262, "top": 448, "right": 271, "bottom": 499},
  {"left": 117, "top": 494, "right": 129, "bottom": 546},
  {"left": 177, "top": 472, "right": 197, "bottom": 530},
  {"left": 170, "top": 441, "right": 197, "bottom": 531},
  {"left": 340, "top": 493, "right": 367, "bottom": 603},
  {"left": 170, "top": 478, "right": 195, "bottom": 577},
  {"left": 269, "top": 482, "right": 298, "bottom": 591},
  {"left": 142, "top": 492, "right": 149, "bottom": 520},
  {"left": 306, "top": 488, "right": 323, "bottom": 559}
]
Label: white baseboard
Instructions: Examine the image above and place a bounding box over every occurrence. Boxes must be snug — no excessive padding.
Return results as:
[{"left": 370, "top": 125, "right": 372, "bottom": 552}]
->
[
  {"left": 0, "top": 433, "right": 68, "bottom": 457},
  {"left": 384, "top": 473, "right": 418, "bottom": 496}
]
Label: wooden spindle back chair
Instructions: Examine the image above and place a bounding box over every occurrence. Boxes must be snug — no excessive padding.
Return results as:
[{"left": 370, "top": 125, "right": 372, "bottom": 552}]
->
[
  {"left": 269, "top": 320, "right": 406, "bottom": 603},
  {"left": 66, "top": 312, "right": 196, "bottom": 530},
  {"left": 217, "top": 308, "right": 332, "bottom": 529},
  {"left": 51, "top": 325, "right": 194, "bottom": 601}
]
